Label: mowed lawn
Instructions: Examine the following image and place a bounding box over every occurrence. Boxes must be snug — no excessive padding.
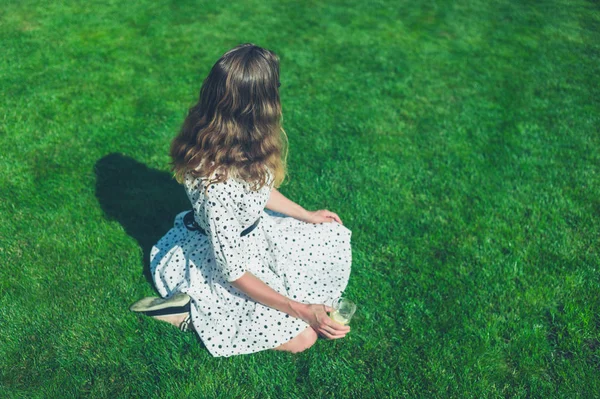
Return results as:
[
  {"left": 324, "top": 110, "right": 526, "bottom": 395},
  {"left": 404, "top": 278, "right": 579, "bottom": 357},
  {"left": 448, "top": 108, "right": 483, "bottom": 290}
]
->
[{"left": 1, "top": 0, "right": 599, "bottom": 397}]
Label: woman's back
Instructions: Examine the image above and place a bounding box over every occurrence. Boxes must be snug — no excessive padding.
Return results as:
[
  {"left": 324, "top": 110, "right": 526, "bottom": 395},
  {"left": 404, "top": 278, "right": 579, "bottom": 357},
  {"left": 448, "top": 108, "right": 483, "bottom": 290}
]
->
[{"left": 183, "top": 170, "right": 273, "bottom": 231}]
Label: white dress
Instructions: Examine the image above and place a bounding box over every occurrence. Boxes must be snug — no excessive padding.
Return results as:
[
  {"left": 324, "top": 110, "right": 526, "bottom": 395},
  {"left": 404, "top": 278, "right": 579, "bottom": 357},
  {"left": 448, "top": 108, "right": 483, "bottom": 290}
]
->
[{"left": 150, "top": 170, "right": 352, "bottom": 357}]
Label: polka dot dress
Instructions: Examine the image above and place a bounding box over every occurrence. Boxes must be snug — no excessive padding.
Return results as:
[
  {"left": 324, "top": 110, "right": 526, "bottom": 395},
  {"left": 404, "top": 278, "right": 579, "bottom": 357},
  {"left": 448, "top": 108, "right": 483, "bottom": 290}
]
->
[{"left": 150, "top": 170, "right": 352, "bottom": 357}]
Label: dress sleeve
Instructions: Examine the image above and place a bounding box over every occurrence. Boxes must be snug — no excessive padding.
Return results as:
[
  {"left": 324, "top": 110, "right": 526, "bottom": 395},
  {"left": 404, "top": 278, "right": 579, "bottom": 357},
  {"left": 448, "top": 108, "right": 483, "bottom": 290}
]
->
[{"left": 203, "top": 183, "right": 247, "bottom": 283}]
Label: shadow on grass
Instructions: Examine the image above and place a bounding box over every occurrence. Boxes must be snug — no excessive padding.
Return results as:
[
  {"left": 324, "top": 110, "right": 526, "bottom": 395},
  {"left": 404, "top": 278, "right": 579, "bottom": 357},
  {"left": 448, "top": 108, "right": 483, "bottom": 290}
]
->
[{"left": 94, "top": 153, "right": 190, "bottom": 284}]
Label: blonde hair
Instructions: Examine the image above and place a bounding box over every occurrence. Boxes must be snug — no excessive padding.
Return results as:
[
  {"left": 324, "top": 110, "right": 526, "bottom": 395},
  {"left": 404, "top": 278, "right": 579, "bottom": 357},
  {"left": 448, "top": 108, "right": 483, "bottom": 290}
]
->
[{"left": 170, "top": 43, "right": 289, "bottom": 192}]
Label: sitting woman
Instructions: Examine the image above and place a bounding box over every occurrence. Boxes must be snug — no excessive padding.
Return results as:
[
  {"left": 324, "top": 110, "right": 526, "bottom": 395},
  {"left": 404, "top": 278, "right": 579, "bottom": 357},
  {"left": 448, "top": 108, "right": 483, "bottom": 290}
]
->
[{"left": 130, "top": 43, "right": 352, "bottom": 357}]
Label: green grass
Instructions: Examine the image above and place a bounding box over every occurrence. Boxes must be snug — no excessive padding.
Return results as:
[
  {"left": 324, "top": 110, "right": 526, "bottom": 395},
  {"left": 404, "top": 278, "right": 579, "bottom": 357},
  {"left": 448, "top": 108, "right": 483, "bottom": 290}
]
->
[{"left": 1, "top": 0, "right": 599, "bottom": 397}]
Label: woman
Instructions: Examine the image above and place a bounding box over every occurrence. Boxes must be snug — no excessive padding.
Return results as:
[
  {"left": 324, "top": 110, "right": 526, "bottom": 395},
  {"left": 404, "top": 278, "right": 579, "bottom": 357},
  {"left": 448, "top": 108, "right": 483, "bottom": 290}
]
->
[{"left": 130, "top": 43, "right": 352, "bottom": 357}]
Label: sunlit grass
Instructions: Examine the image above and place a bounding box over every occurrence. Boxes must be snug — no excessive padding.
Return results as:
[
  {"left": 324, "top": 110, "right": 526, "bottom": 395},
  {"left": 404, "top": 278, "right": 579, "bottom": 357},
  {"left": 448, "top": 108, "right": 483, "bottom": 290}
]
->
[{"left": 1, "top": 0, "right": 599, "bottom": 397}]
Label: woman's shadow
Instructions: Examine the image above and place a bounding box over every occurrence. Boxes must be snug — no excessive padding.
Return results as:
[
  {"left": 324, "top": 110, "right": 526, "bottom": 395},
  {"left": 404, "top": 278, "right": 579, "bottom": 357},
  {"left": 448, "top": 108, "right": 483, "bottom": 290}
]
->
[{"left": 94, "top": 153, "right": 190, "bottom": 284}]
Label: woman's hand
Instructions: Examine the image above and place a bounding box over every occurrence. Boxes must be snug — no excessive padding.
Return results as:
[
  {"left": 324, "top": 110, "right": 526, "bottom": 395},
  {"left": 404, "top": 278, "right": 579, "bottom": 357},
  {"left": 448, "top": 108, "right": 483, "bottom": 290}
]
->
[
  {"left": 301, "top": 209, "right": 343, "bottom": 225},
  {"left": 294, "top": 303, "right": 351, "bottom": 339},
  {"left": 265, "top": 189, "right": 343, "bottom": 225}
]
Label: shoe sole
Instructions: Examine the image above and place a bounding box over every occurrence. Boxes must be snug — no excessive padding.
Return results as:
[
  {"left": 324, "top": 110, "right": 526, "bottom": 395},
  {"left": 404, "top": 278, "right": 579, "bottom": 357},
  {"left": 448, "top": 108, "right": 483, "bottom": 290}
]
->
[{"left": 129, "top": 293, "right": 191, "bottom": 313}]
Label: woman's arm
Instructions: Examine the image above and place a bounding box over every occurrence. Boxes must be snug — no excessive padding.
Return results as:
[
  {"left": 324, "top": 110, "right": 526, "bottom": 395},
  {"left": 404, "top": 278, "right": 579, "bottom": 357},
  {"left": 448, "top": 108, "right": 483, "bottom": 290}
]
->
[
  {"left": 231, "top": 271, "right": 305, "bottom": 317},
  {"left": 266, "top": 188, "right": 343, "bottom": 224},
  {"left": 265, "top": 188, "right": 310, "bottom": 221},
  {"left": 230, "top": 271, "right": 350, "bottom": 339}
]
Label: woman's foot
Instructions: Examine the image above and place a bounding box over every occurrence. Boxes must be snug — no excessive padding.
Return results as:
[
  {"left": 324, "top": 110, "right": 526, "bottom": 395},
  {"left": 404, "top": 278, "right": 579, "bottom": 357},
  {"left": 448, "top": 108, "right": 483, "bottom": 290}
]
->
[
  {"left": 130, "top": 293, "right": 193, "bottom": 331},
  {"left": 152, "top": 312, "right": 190, "bottom": 330}
]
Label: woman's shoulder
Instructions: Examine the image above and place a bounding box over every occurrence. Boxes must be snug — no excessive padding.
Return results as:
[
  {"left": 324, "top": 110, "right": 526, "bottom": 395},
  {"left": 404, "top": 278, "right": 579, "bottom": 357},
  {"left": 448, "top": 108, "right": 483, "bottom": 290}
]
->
[
  {"left": 184, "top": 165, "right": 273, "bottom": 195},
  {"left": 183, "top": 170, "right": 244, "bottom": 197}
]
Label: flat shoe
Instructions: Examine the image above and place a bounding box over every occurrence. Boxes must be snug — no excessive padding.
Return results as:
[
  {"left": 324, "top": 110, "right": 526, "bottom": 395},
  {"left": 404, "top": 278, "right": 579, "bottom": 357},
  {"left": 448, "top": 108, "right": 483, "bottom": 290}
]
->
[
  {"left": 179, "top": 314, "right": 193, "bottom": 332},
  {"left": 130, "top": 293, "right": 191, "bottom": 316}
]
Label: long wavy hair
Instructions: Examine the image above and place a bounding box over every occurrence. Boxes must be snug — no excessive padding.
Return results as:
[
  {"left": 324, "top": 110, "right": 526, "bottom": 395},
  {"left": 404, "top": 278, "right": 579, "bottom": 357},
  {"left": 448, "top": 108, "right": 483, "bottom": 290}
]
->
[{"left": 170, "top": 43, "right": 289, "bottom": 192}]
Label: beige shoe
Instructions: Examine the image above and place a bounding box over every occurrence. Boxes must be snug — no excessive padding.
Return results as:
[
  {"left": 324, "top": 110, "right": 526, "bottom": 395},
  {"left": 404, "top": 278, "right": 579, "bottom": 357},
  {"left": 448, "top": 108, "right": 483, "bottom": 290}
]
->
[
  {"left": 129, "top": 293, "right": 191, "bottom": 316},
  {"left": 179, "top": 314, "right": 193, "bottom": 332}
]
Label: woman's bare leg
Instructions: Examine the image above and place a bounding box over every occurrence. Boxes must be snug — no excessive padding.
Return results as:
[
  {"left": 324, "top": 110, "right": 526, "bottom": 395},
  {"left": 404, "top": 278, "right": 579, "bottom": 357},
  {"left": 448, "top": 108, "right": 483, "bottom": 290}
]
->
[
  {"left": 152, "top": 312, "right": 189, "bottom": 328},
  {"left": 272, "top": 327, "right": 318, "bottom": 353}
]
